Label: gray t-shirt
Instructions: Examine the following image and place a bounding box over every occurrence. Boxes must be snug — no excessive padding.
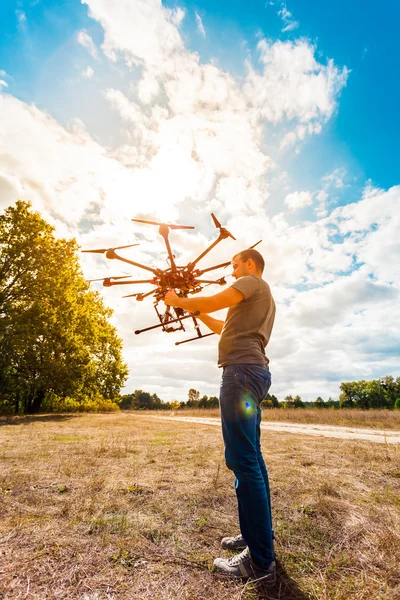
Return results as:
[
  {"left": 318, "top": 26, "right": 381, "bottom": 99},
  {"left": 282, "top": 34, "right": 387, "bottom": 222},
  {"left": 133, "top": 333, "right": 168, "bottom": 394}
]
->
[{"left": 218, "top": 275, "right": 275, "bottom": 367}]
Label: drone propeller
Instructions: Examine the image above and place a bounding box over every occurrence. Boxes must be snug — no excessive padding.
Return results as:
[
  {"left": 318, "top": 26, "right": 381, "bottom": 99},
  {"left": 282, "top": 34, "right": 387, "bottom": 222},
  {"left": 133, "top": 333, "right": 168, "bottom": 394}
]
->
[
  {"left": 132, "top": 218, "right": 194, "bottom": 230},
  {"left": 86, "top": 275, "right": 134, "bottom": 283},
  {"left": 82, "top": 243, "right": 139, "bottom": 254},
  {"left": 211, "top": 213, "right": 236, "bottom": 240}
]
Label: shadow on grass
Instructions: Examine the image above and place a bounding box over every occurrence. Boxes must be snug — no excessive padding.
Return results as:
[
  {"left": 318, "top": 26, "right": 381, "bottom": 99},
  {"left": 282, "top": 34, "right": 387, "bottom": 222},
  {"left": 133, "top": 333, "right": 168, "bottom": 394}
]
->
[
  {"left": 0, "top": 414, "right": 76, "bottom": 427},
  {"left": 253, "top": 559, "right": 310, "bottom": 600}
]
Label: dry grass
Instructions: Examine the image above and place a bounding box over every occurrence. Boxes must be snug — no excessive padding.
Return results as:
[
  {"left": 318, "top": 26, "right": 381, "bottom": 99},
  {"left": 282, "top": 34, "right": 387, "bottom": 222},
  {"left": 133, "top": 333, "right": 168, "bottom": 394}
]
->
[
  {"left": 0, "top": 412, "right": 400, "bottom": 600},
  {"left": 163, "top": 408, "right": 400, "bottom": 431}
]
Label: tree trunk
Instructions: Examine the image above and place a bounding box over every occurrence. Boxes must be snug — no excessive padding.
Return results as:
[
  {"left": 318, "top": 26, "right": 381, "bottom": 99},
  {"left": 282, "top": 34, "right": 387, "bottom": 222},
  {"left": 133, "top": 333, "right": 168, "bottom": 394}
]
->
[{"left": 30, "top": 389, "right": 45, "bottom": 414}]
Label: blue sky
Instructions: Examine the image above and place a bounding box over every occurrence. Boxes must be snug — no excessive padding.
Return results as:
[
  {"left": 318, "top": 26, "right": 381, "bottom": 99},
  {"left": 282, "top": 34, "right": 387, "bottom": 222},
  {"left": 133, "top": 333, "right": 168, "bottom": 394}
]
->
[
  {"left": 1, "top": 0, "right": 399, "bottom": 190},
  {"left": 0, "top": 0, "right": 399, "bottom": 400}
]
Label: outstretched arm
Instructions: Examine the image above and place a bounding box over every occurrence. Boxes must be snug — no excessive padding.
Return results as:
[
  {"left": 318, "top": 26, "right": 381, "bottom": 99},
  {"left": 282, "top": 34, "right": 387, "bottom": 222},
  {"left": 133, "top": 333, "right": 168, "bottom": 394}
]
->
[
  {"left": 164, "top": 287, "right": 244, "bottom": 314},
  {"left": 197, "top": 314, "right": 224, "bottom": 335}
]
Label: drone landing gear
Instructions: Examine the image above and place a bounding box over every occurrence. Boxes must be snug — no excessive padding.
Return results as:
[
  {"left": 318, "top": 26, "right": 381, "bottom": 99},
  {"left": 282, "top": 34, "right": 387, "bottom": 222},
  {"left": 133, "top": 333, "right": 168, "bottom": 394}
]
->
[
  {"left": 134, "top": 308, "right": 216, "bottom": 345},
  {"left": 175, "top": 332, "right": 215, "bottom": 346}
]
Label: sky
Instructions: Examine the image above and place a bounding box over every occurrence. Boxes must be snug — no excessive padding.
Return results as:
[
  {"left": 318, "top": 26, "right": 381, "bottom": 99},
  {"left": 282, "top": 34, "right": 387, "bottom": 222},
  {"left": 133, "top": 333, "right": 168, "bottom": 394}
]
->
[{"left": 0, "top": 0, "right": 399, "bottom": 402}]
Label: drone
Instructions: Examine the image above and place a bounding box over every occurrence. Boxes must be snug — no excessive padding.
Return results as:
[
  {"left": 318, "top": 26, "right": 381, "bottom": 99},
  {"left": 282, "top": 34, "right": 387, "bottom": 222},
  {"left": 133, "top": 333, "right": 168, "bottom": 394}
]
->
[{"left": 82, "top": 214, "right": 261, "bottom": 345}]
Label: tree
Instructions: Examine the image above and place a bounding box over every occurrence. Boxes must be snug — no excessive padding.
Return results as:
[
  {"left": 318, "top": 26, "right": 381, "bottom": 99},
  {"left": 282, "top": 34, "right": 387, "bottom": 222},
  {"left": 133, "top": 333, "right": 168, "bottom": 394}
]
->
[
  {"left": 187, "top": 388, "right": 200, "bottom": 407},
  {"left": 198, "top": 395, "right": 209, "bottom": 408},
  {"left": 283, "top": 395, "right": 294, "bottom": 408},
  {"left": 262, "top": 393, "right": 280, "bottom": 408},
  {"left": 293, "top": 395, "right": 305, "bottom": 408},
  {"left": 0, "top": 201, "right": 128, "bottom": 414},
  {"left": 365, "top": 380, "right": 386, "bottom": 409},
  {"left": 326, "top": 397, "right": 339, "bottom": 409},
  {"left": 315, "top": 396, "right": 325, "bottom": 408},
  {"left": 207, "top": 396, "right": 219, "bottom": 408},
  {"left": 339, "top": 381, "right": 369, "bottom": 409},
  {"left": 379, "top": 376, "right": 400, "bottom": 408}
]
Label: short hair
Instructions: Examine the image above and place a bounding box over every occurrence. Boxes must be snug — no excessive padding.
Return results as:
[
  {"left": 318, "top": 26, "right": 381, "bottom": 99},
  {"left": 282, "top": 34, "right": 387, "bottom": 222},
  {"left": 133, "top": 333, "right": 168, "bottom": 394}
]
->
[{"left": 233, "top": 249, "right": 265, "bottom": 273}]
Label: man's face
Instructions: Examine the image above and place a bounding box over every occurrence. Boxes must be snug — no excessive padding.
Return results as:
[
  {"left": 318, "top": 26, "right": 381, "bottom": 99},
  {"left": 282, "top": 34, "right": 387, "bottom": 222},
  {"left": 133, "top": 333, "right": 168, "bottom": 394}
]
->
[{"left": 231, "top": 255, "right": 250, "bottom": 280}]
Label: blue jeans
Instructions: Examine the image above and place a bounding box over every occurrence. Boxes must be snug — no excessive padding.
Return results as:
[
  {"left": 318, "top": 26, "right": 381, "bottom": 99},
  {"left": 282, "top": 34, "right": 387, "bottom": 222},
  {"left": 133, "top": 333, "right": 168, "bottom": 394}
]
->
[{"left": 219, "top": 364, "right": 274, "bottom": 569}]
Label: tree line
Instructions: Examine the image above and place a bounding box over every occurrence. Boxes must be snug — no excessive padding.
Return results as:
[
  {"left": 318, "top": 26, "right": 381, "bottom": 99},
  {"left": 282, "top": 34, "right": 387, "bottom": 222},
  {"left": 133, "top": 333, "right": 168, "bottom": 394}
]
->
[
  {"left": 119, "top": 388, "right": 219, "bottom": 411},
  {"left": 120, "top": 379, "right": 400, "bottom": 411}
]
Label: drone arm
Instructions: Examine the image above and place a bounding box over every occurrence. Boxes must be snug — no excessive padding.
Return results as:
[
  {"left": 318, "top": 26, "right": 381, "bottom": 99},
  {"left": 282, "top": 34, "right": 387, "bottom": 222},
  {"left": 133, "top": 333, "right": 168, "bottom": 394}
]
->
[
  {"left": 192, "top": 241, "right": 262, "bottom": 276},
  {"left": 186, "top": 233, "right": 230, "bottom": 271},
  {"left": 107, "top": 279, "right": 155, "bottom": 286},
  {"left": 195, "top": 261, "right": 231, "bottom": 275},
  {"left": 111, "top": 250, "right": 159, "bottom": 275},
  {"left": 194, "top": 278, "right": 226, "bottom": 285}
]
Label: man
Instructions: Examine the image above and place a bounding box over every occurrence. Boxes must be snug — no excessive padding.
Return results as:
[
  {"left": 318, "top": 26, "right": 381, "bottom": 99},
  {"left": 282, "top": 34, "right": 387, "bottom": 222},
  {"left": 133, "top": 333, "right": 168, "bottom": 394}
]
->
[{"left": 164, "top": 248, "right": 276, "bottom": 584}]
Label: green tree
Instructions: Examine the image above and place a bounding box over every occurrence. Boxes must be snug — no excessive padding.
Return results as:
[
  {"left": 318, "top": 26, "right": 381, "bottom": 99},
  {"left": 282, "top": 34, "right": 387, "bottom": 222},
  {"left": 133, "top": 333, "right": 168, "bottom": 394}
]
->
[
  {"left": 283, "top": 394, "right": 294, "bottom": 409},
  {"left": 315, "top": 396, "right": 325, "bottom": 408},
  {"left": 0, "top": 201, "right": 128, "bottom": 414},
  {"left": 293, "top": 395, "right": 305, "bottom": 408},
  {"left": 339, "top": 381, "right": 369, "bottom": 409},
  {"left": 187, "top": 388, "right": 200, "bottom": 407},
  {"left": 198, "top": 394, "right": 209, "bottom": 408},
  {"left": 129, "top": 390, "right": 154, "bottom": 409},
  {"left": 262, "top": 393, "right": 280, "bottom": 408},
  {"left": 379, "top": 376, "right": 400, "bottom": 408},
  {"left": 326, "top": 396, "right": 338, "bottom": 409},
  {"left": 365, "top": 380, "right": 386, "bottom": 409},
  {"left": 207, "top": 395, "right": 219, "bottom": 408}
]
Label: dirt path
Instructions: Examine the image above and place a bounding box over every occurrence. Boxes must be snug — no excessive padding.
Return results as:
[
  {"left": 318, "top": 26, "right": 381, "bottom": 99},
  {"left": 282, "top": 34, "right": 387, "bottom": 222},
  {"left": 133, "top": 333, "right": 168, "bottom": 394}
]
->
[{"left": 135, "top": 415, "right": 400, "bottom": 444}]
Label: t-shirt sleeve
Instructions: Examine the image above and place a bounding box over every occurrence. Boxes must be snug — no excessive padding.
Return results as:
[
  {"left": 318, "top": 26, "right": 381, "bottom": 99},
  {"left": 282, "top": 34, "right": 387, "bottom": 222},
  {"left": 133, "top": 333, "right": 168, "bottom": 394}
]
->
[{"left": 231, "top": 276, "right": 260, "bottom": 300}]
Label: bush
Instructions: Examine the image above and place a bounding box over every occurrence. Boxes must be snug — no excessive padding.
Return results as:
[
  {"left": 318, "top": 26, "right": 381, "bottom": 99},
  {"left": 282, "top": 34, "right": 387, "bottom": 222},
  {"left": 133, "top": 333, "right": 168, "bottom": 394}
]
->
[{"left": 42, "top": 393, "right": 120, "bottom": 413}]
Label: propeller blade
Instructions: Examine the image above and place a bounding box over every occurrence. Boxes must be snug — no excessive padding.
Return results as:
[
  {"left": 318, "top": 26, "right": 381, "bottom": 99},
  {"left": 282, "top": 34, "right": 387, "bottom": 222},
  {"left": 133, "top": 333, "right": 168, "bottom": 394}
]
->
[
  {"left": 249, "top": 240, "right": 262, "bottom": 249},
  {"left": 81, "top": 243, "right": 139, "bottom": 254},
  {"left": 211, "top": 213, "right": 222, "bottom": 229},
  {"left": 86, "top": 275, "right": 134, "bottom": 282},
  {"left": 210, "top": 213, "right": 236, "bottom": 240},
  {"left": 132, "top": 218, "right": 194, "bottom": 230}
]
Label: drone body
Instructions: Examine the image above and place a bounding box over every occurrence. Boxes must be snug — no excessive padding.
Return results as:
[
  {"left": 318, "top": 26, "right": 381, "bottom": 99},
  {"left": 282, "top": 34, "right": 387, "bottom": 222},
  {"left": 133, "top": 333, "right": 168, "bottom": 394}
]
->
[{"left": 82, "top": 214, "right": 261, "bottom": 345}]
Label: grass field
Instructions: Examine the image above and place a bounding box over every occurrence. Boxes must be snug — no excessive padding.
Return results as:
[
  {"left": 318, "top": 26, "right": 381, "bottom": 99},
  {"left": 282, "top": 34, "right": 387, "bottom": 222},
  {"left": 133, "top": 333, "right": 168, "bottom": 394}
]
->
[{"left": 1, "top": 412, "right": 400, "bottom": 599}]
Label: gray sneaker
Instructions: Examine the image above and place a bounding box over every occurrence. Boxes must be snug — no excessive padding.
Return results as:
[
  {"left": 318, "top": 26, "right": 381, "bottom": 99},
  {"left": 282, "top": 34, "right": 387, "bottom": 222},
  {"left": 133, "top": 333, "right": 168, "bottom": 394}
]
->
[
  {"left": 213, "top": 547, "right": 276, "bottom": 583},
  {"left": 221, "top": 534, "right": 247, "bottom": 551}
]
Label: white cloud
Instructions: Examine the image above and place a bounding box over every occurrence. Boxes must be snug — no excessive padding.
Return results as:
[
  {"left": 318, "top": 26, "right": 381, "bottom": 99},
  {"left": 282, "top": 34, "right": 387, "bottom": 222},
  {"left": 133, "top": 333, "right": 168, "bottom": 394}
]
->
[
  {"left": 82, "top": 66, "right": 94, "bottom": 78},
  {"left": 195, "top": 12, "right": 206, "bottom": 38},
  {"left": 16, "top": 10, "right": 27, "bottom": 23},
  {"left": 275, "top": 2, "right": 299, "bottom": 33},
  {"left": 284, "top": 190, "right": 313, "bottom": 211},
  {"left": 312, "top": 167, "right": 348, "bottom": 217},
  {"left": 0, "top": 80, "right": 8, "bottom": 88},
  {"left": 82, "top": 0, "right": 185, "bottom": 67},
  {"left": 0, "top": 70, "right": 7, "bottom": 77},
  {"left": 245, "top": 40, "right": 349, "bottom": 130},
  {"left": 77, "top": 30, "right": 98, "bottom": 59}
]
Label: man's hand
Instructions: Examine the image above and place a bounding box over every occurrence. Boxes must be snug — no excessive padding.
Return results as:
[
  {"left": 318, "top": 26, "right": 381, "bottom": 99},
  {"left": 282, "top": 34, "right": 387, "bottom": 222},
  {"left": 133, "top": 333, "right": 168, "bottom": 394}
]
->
[{"left": 164, "top": 289, "right": 181, "bottom": 307}]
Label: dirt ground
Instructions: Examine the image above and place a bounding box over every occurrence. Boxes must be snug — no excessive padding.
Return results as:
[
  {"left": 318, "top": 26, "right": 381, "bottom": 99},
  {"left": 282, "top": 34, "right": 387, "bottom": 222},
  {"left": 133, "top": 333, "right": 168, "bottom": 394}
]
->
[
  {"left": 1, "top": 412, "right": 399, "bottom": 599},
  {"left": 141, "top": 414, "right": 400, "bottom": 444}
]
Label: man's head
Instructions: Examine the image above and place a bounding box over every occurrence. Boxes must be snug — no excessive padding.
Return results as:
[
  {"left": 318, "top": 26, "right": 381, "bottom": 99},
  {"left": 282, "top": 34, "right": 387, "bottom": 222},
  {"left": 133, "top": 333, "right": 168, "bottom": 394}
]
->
[{"left": 231, "top": 249, "right": 265, "bottom": 279}]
